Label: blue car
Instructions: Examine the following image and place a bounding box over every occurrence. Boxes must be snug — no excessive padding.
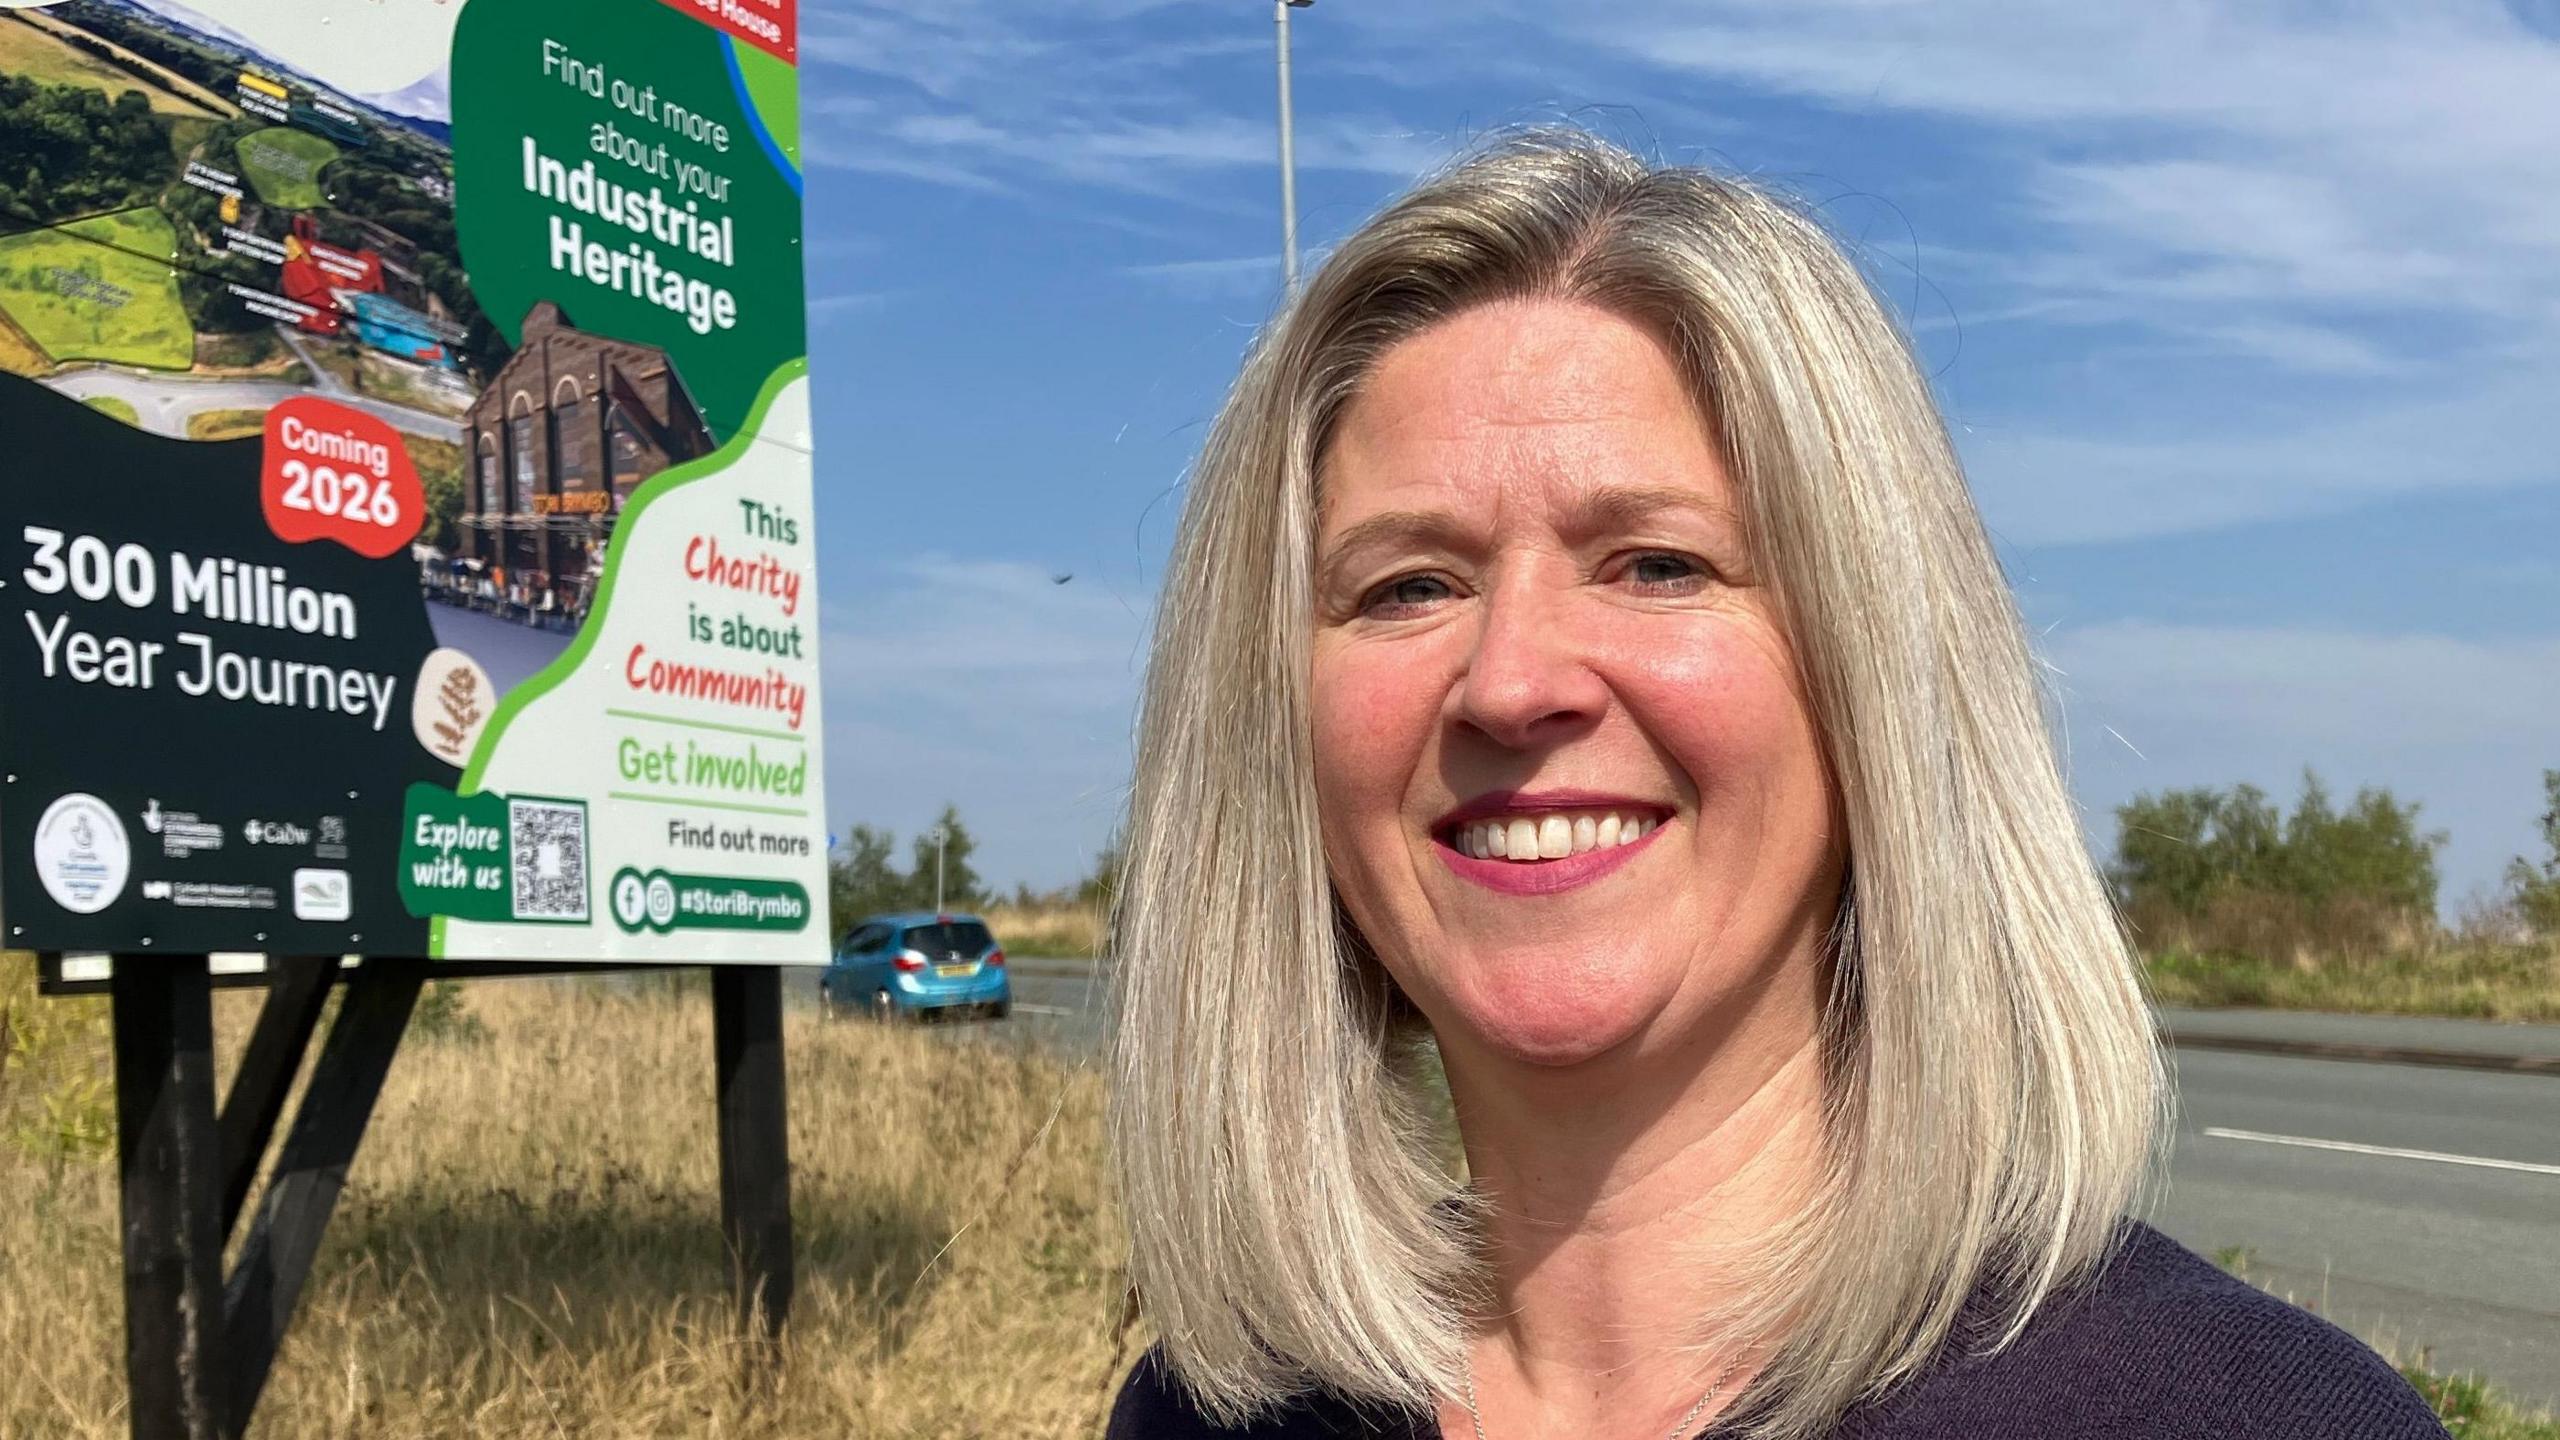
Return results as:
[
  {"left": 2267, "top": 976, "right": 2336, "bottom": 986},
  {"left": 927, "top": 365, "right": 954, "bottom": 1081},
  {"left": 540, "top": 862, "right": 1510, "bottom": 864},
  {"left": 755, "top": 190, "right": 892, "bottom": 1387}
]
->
[{"left": 823, "top": 911, "right": 1011, "bottom": 1021}]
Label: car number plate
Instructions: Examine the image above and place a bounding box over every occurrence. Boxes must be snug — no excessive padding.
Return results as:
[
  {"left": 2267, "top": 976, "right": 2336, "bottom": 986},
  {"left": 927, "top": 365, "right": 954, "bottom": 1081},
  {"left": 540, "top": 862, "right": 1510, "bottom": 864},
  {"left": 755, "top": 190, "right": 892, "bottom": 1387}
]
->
[{"left": 936, "top": 963, "right": 977, "bottom": 978}]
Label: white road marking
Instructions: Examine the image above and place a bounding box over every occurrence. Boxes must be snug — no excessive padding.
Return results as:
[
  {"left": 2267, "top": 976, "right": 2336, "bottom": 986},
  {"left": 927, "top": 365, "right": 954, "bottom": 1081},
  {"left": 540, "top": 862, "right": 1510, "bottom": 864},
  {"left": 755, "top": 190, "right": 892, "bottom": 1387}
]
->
[
  {"left": 1012, "top": 1003, "right": 1075, "bottom": 1017},
  {"left": 2203, "top": 1126, "right": 2560, "bottom": 1177}
]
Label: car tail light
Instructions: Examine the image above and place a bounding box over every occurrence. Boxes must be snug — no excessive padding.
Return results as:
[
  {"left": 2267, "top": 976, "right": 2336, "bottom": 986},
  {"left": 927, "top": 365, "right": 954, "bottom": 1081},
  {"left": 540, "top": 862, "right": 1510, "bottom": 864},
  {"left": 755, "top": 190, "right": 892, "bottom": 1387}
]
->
[
  {"left": 986, "top": 949, "right": 1006, "bottom": 968},
  {"left": 892, "top": 950, "right": 926, "bottom": 972}
]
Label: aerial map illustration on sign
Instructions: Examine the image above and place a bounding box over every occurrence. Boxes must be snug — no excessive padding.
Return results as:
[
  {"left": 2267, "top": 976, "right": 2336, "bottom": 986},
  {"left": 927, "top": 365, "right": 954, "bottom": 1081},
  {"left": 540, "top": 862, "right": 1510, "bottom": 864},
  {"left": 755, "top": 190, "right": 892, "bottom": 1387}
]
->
[{"left": 0, "top": 0, "right": 824, "bottom": 964}]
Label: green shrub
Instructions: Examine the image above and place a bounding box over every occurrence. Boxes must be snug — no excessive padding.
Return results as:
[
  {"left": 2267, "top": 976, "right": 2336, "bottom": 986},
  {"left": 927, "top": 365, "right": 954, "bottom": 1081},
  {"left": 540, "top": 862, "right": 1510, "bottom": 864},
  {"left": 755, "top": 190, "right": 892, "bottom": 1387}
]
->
[{"left": 408, "top": 980, "right": 491, "bottom": 1045}]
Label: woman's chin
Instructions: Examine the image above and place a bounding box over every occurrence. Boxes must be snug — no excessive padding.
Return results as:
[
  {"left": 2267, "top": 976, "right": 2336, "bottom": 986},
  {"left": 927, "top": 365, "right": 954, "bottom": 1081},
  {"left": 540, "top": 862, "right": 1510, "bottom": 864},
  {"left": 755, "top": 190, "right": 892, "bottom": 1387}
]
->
[{"left": 1440, "top": 973, "right": 1670, "bottom": 1070}]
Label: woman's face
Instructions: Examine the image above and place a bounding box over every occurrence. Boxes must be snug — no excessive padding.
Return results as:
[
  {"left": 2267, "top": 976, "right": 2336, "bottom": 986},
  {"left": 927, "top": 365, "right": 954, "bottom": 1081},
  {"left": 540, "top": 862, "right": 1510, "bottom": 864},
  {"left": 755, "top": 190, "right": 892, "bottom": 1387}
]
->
[{"left": 1310, "top": 298, "right": 1844, "bottom": 1068}]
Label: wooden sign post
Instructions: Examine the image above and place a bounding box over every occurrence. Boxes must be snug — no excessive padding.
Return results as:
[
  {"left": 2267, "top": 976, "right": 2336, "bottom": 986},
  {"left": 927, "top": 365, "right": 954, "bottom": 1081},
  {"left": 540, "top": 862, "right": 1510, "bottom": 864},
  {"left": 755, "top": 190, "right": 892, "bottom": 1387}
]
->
[{"left": 88, "top": 956, "right": 793, "bottom": 1439}]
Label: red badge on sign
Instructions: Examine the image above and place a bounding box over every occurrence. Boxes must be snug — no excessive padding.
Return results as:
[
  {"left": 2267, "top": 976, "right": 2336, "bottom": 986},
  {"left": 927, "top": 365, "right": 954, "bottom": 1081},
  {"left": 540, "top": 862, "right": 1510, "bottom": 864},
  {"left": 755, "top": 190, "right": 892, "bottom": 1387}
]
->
[
  {"left": 260, "top": 397, "right": 424, "bottom": 560},
  {"left": 656, "top": 0, "right": 796, "bottom": 63}
]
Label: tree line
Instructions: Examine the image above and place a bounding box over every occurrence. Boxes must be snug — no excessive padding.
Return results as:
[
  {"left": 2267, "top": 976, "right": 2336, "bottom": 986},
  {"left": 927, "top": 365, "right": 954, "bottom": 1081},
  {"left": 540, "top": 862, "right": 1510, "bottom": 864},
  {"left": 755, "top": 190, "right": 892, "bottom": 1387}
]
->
[
  {"left": 42, "top": 5, "right": 236, "bottom": 101},
  {"left": 825, "top": 804, "right": 1127, "bottom": 942},
  {"left": 2110, "top": 767, "right": 2560, "bottom": 958}
]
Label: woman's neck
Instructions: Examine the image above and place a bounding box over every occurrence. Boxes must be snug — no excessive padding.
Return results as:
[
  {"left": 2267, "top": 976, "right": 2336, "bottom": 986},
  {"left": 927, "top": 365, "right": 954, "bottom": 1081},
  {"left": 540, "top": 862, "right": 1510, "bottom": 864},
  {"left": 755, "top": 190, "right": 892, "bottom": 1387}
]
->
[{"left": 1437, "top": 959, "right": 1831, "bottom": 1437}]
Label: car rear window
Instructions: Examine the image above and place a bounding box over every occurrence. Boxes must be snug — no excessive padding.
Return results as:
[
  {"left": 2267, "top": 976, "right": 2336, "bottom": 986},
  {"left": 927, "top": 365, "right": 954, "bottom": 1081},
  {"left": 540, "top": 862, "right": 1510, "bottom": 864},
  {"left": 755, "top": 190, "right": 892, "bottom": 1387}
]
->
[{"left": 902, "top": 921, "right": 995, "bottom": 958}]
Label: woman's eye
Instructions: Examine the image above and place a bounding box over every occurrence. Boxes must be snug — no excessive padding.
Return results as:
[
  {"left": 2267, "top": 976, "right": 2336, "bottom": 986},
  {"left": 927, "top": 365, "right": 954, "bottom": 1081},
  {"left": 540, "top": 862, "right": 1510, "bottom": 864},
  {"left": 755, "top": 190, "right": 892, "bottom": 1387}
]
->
[
  {"left": 1624, "top": 551, "right": 1709, "bottom": 594},
  {"left": 1361, "top": 573, "right": 1453, "bottom": 616}
]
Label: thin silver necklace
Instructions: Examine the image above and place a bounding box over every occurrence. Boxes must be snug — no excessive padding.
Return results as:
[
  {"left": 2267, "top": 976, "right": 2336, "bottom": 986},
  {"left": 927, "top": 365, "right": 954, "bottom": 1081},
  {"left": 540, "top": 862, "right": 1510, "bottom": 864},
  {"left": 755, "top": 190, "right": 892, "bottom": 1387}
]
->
[{"left": 1460, "top": 1355, "right": 1741, "bottom": 1440}]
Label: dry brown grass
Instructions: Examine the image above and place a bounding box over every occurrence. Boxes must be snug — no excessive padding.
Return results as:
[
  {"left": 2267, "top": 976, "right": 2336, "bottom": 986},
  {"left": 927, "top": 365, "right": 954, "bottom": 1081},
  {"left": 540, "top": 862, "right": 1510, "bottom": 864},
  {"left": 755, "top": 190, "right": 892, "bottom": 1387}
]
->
[
  {"left": 981, "top": 903, "right": 1105, "bottom": 961},
  {"left": 2116, "top": 889, "right": 2560, "bottom": 1020},
  {"left": 0, "top": 972, "right": 1139, "bottom": 1439},
  {"left": 2142, "top": 941, "right": 2560, "bottom": 1021}
]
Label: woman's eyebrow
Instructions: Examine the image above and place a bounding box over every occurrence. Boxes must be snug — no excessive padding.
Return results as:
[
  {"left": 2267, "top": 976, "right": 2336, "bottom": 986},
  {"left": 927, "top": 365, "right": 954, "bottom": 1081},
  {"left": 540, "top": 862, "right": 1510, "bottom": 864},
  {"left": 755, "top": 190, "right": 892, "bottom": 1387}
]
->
[
  {"left": 1566, "top": 484, "right": 1738, "bottom": 538},
  {"left": 1315, "top": 509, "right": 1473, "bottom": 577}
]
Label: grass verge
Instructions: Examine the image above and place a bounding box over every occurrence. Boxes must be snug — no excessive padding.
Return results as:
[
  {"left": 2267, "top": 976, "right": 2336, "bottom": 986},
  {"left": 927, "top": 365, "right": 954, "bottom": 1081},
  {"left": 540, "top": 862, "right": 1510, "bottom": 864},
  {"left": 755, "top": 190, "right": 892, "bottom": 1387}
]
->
[
  {"left": 2145, "top": 943, "right": 2560, "bottom": 1022},
  {"left": 2401, "top": 1367, "right": 2560, "bottom": 1440},
  {"left": 1, "top": 970, "right": 1137, "bottom": 1439},
  {"left": 80, "top": 394, "right": 137, "bottom": 424},
  {"left": 983, "top": 902, "right": 1105, "bottom": 961}
]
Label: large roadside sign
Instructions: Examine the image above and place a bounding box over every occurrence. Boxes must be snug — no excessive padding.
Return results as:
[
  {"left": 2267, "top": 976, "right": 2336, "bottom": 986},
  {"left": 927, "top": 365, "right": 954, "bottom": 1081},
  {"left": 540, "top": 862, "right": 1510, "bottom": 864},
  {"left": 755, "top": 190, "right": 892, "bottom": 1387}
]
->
[{"left": 0, "top": 0, "right": 823, "bottom": 963}]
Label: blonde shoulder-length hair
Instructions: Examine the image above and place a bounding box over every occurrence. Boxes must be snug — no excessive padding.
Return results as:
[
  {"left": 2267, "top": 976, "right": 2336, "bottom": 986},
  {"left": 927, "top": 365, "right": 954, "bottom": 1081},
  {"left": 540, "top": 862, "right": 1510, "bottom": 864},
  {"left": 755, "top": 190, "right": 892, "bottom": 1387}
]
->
[{"left": 1107, "top": 129, "right": 2166, "bottom": 1440}]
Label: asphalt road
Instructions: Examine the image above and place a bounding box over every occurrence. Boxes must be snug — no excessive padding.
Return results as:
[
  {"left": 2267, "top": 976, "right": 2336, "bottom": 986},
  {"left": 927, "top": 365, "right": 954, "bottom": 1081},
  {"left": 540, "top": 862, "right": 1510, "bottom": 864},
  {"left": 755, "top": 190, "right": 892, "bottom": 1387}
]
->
[
  {"left": 965, "top": 963, "right": 2560, "bottom": 1407},
  {"left": 2152, "top": 1047, "right": 2559, "bottom": 1407}
]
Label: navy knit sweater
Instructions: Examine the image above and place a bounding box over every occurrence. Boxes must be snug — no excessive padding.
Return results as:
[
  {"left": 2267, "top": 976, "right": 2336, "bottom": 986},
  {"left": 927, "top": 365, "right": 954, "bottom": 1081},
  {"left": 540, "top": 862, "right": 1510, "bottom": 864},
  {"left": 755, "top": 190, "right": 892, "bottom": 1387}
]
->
[{"left": 1107, "top": 1222, "right": 2450, "bottom": 1439}]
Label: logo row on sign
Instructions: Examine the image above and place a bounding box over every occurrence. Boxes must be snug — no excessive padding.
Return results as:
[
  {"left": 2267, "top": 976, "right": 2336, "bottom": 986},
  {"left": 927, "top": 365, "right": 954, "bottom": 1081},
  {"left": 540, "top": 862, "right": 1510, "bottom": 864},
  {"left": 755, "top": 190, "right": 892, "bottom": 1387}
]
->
[{"left": 34, "top": 791, "right": 352, "bottom": 921}]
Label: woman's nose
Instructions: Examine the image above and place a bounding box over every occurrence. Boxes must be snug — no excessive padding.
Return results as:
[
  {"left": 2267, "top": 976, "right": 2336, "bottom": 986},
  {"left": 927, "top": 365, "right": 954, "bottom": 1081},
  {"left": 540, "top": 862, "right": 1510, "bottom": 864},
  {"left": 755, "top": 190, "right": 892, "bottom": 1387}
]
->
[{"left": 1452, "top": 579, "right": 1606, "bottom": 749}]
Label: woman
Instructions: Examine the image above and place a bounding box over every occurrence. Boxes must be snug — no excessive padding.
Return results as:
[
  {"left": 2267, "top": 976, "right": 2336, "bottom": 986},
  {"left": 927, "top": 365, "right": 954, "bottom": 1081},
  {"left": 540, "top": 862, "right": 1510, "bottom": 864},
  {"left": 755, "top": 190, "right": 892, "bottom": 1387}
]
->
[{"left": 1103, "top": 132, "right": 2445, "bottom": 1440}]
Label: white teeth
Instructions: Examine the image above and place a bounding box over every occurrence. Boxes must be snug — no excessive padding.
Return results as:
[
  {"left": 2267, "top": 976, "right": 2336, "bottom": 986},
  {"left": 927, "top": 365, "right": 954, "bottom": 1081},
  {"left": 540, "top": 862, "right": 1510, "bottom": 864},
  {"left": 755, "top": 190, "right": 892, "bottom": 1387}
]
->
[{"left": 1454, "top": 810, "right": 1662, "bottom": 864}]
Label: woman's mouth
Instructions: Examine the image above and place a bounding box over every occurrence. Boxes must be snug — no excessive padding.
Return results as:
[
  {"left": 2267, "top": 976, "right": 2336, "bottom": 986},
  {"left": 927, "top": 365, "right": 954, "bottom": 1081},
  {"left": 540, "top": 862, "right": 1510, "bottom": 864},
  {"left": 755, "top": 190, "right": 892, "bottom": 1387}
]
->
[
  {"left": 1447, "top": 808, "right": 1660, "bottom": 861},
  {"left": 1431, "top": 802, "right": 1671, "bottom": 895}
]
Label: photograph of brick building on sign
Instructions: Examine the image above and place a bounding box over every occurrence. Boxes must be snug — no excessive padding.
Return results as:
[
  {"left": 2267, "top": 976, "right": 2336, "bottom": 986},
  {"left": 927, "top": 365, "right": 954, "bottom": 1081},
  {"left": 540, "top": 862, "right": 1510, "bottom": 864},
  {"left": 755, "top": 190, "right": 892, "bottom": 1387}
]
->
[{"left": 455, "top": 301, "right": 715, "bottom": 627}]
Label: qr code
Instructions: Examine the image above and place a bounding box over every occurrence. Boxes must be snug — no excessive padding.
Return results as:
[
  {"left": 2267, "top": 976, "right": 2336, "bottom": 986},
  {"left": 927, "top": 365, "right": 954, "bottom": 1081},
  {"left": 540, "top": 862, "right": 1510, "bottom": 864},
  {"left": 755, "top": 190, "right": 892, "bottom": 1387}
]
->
[{"left": 509, "top": 796, "right": 589, "bottom": 922}]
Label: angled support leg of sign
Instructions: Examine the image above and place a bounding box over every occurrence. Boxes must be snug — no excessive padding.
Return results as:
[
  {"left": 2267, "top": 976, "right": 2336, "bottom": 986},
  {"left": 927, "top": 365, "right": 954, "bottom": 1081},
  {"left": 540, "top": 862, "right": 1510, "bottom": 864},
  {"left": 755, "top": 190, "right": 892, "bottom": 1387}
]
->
[
  {"left": 216, "top": 956, "right": 342, "bottom": 1241},
  {"left": 112, "top": 955, "right": 225, "bottom": 1440},
  {"left": 220, "top": 957, "right": 425, "bottom": 1436},
  {"left": 714, "top": 965, "right": 795, "bottom": 1363}
]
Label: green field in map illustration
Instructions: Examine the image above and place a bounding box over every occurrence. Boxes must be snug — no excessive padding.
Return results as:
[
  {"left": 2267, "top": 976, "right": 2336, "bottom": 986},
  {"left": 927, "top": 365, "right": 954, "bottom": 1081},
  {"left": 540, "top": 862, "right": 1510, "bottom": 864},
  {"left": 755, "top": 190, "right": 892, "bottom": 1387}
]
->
[
  {"left": 235, "top": 124, "right": 341, "bottom": 208},
  {"left": 0, "top": 207, "right": 193, "bottom": 370}
]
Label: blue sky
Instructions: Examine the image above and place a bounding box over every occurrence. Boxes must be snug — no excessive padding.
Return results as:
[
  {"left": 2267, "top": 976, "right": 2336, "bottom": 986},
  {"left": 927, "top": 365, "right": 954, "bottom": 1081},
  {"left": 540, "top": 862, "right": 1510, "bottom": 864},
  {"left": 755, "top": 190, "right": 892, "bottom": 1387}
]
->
[{"left": 795, "top": 1, "right": 2560, "bottom": 913}]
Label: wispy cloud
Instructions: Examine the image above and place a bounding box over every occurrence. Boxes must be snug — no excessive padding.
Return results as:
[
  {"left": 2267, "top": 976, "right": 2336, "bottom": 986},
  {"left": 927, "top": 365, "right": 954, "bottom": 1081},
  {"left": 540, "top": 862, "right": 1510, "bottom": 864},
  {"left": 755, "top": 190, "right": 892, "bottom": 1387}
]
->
[
  {"left": 1369, "top": 0, "right": 2560, "bottom": 540},
  {"left": 1959, "top": 342, "right": 2559, "bottom": 546},
  {"left": 1517, "top": 2, "right": 2560, "bottom": 356}
]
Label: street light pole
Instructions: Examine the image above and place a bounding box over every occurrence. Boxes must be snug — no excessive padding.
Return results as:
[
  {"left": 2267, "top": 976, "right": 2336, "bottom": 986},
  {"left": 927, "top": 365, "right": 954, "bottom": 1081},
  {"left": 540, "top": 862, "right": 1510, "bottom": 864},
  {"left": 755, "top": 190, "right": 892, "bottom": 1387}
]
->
[{"left": 1276, "top": 0, "right": 1312, "bottom": 294}]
